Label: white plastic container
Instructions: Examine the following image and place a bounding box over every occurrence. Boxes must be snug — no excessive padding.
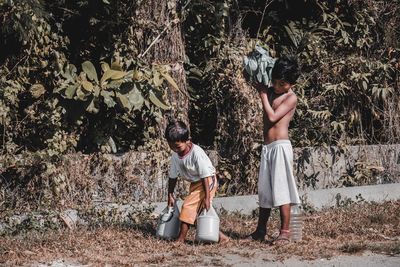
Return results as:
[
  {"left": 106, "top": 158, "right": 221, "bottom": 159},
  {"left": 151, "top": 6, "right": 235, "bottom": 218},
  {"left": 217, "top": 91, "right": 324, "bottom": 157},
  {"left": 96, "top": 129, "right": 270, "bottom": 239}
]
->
[
  {"left": 196, "top": 206, "right": 220, "bottom": 243},
  {"left": 156, "top": 204, "right": 180, "bottom": 240},
  {"left": 289, "top": 205, "right": 303, "bottom": 241}
]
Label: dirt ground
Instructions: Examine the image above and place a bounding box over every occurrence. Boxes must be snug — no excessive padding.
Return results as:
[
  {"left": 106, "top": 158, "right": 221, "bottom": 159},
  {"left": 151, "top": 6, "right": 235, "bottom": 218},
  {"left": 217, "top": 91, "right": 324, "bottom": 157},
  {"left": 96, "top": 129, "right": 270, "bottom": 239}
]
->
[{"left": 1, "top": 201, "right": 399, "bottom": 266}]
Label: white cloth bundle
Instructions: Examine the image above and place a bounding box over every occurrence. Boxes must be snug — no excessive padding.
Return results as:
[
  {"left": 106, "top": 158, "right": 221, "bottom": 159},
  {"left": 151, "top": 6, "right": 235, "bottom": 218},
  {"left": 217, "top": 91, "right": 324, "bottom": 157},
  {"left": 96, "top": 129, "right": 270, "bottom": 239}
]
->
[{"left": 243, "top": 45, "right": 276, "bottom": 86}]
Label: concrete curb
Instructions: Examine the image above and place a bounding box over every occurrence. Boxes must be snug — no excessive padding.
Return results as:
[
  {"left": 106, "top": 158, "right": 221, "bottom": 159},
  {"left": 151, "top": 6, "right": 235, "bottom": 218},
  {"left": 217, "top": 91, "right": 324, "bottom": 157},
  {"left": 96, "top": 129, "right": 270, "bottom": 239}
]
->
[
  {"left": 2, "top": 184, "right": 399, "bottom": 235},
  {"left": 153, "top": 183, "right": 400, "bottom": 215}
]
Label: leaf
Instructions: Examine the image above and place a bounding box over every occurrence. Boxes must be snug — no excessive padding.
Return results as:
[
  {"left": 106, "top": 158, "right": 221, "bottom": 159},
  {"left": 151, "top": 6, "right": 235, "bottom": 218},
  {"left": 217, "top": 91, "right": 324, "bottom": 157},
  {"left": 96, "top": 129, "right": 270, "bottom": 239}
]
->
[
  {"left": 86, "top": 98, "right": 100, "bottom": 114},
  {"left": 127, "top": 84, "right": 144, "bottom": 111},
  {"left": 149, "top": 90, "right": 169, "bottom": 110},
  {"left": 53, "top": 86, "right": 64, "bottom": 93},
  {"left": 111, "top": 60, "right": 123, "bottom": 71},
  {"left": 160, "top": 72, "right": 179, "bottom": 90},
  {"left": 132, "top": 70, "right": 143, "bottom": 81},
  {"left": 189, "top": 68, "right": 203, "bottom": 77},
  {"left": 81, "top": 80, "right": 94, "bottom": 92},
  {"left": 153, "top": 71, "right": 163, "bottom": 87},
  {"left": 82, "top": 61, "right": 98, "bottom": 83},
  {"left": 93, "top": 86, "right": 100, "bottom": 97},
  {"left": 317, "top": 26, "right": 334, "bottom": 33},
  {"left": 110, "top": 71, "right": 127, "bottom": 80},
  {"left": 62, "top": 64, "right": 77, "bottom": 81},
  {"left": 101, "top": 69, "right": 127, "bottom": 84},
  {"left": 101, "top": 70, "right": 116, "bottom": 84},
  {"left": 309, "top": 109, "right": 331, "bottom": 120},
  {"left": 362, "top": 81, "right": 368, "bottom": 90},
  {"left": 108, "top": 137, "right": 117, "bottom": 153},
  {"left": 101, "top": 62, "right": 110, "bottom": 72},
  {"left": 222, "top": 170, "right": 232, "bottom": 180},
  {"left": 75, "top": 86, "right": 88, "bottom": 101},
  {"left": 105, "top": 80, "right": 123, "bottom": 89},
  {"left": 372, "top": 86, "right": 393, "bottom": 100},
  {"left": 101, "top": 90, "right": 116, "bottom": 108},
  {"left": 65, "top": 84, "right": 78, "bottom": 99},
  {"left": 160, "top": 71, "right": 188, "bottom": 97},
  {"left": 284, "top": 25, "right": 298, "bottom": 47},
  {"left": 116, "top": 93, "right": 132, "bottom": 111},
  {"left": 30, "top": 84, "right": 45, "bottom": 98}
]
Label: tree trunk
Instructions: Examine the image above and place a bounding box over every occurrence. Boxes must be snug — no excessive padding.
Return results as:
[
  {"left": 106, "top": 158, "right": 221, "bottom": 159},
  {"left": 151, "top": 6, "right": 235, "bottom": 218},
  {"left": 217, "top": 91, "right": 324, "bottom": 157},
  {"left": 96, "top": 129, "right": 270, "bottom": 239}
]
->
[{"left": 135, "top": 0, "right": 189, "bottom": 128}]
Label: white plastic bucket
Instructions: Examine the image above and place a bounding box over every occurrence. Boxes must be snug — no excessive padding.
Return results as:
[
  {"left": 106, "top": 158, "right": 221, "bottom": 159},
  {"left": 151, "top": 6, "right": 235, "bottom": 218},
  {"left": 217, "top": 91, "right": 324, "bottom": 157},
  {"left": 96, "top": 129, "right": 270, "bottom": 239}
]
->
[
  {"left": 156, "top": 204, "right": 180, "bottom": 240},
  {"left": 196, "top": 206, "right": 220, "bottom": 243}
]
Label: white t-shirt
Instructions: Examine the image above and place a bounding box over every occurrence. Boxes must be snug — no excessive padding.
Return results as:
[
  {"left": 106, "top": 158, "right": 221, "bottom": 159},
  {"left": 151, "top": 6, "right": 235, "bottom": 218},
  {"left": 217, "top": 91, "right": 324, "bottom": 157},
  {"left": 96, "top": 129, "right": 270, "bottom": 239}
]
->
[{"left": 168, "top": 144, "right": 216, "bottom": 182}]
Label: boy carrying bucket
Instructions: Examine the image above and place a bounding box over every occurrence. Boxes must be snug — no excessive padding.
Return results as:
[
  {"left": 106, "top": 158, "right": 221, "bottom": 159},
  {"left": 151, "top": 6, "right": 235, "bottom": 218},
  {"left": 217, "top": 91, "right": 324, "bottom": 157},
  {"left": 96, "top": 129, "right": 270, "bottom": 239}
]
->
[
  {"left": 245, "top": 53, "right": 301, "bottom": 244},
  {"left": 165, "top": 120, "right": 229, "bottom": 243}
]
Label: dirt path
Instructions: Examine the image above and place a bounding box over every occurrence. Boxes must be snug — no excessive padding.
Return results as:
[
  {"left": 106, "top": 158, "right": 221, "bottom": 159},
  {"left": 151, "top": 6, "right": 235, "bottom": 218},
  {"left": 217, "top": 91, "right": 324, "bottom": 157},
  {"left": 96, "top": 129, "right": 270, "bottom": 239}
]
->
[
  {"left": 203, "top": 250, "right": 400, "bottom": 267},
  {"left": 32, "top": 251, "right": 400, "bottom": 267},
  {"left": 1, "top": 201, "right": 399, "bottom": 266}
]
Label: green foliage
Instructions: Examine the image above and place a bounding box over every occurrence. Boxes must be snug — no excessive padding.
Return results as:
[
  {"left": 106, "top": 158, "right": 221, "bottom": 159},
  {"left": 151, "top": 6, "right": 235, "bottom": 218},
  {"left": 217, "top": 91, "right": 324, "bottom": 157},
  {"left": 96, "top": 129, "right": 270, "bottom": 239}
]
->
[
  {"left": 1, "top": 0, "right": 400, "bottom": 205},
  {"left": 0, "top": 0, "right": 178, "bottom": 158},
  {"left": 185, "top": 0, "right": 400, "bottom": 148},
  {"left": 184, "top": 0, "right": 400, "bottom": 195},
  {"left": 0, "top": 0, "right": 182, "bottom": 210},
  {"left": 55, "top": 60, "right": 171, "bottom": 114},
  {"left": 183, "top": 0, "right": 232, "bottom": 64},
  {"left": 280, "top": 0, "right": 399, "bottom": 146}
]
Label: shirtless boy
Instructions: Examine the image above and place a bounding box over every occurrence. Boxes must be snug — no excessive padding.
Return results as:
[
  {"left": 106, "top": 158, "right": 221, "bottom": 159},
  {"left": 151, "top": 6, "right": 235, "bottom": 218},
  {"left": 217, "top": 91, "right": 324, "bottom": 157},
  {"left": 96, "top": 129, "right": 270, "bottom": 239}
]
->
[{"left": 248, "top": 55, "right": 301, "bottom": 243}]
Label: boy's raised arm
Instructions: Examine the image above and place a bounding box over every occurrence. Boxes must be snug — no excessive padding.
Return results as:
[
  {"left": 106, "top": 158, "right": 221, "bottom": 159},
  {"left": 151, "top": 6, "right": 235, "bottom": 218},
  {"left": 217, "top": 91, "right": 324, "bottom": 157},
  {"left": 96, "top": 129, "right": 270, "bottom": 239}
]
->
[
  {"left": 259, "top": 89, "right": 297, "bottom": 123},
  {"left": 167, "top": 178, "right": 177, "bottom": 207}
]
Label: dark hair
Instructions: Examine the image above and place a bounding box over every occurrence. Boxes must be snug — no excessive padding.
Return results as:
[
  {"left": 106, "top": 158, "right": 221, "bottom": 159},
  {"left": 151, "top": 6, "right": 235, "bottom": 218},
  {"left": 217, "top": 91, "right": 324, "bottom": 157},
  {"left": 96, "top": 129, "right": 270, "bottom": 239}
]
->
[
  {"left": 271, "top": 55, "right": 300, "bottom": 85},
  {"left": 242, "top": 69, "right": 251, "bottom": 83},
  {"left": 164, "top": 120, "right": 190, "bottom": 142}
]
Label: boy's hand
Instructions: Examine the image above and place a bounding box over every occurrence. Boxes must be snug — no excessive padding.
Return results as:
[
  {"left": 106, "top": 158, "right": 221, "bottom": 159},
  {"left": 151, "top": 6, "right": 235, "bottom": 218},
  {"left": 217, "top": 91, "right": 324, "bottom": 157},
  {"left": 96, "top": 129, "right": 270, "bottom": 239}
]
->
[
  {"left": 204, "top": 196, "right": 211, "bottom": 211},
  {"left": 257, "top": 86, "right": 269, "bottom": 96},
  {"left": 168, "top": 194, "right": 175, "bottom": 207},
  {"left": 201, "top": 177, "right": 212, "bottom": 211},
  {"left": 167, "top": 178, "right": 177, "bottom": 207}
]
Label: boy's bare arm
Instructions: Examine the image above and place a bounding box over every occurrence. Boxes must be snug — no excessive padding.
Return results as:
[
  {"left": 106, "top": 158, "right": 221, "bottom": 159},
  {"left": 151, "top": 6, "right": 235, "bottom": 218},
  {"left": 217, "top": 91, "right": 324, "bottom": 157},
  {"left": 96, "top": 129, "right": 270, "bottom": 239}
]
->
[
  {"left": 167, "top": 178, "right": 177, "bottom": 207},
  {"left": 201, "top": 177, "right": 211, "bottom": 211},
  {"left": 259, "top": 90, "right": 297, "bottom": 123}
]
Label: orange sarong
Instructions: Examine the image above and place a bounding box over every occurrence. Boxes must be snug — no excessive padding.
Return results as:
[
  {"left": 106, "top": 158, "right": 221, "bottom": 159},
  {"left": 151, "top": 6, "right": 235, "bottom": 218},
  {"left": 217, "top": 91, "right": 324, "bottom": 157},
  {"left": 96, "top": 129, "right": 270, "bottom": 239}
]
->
[{"left": 179, "top": 176, "right": 217, "bottom": 225}]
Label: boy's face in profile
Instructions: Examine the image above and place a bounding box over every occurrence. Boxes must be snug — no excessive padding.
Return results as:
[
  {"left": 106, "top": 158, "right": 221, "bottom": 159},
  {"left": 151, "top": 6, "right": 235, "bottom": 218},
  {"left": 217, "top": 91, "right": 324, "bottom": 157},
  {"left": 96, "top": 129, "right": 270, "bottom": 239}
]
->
[
  {"left": 272, "top": 79, "right": 293, "bottom": 94},
  {"left": 168, "top": 141, "right": 190, "bottom": 155},
  {"left": 251, "top": 79, "right": 294, "bottom": 94}
]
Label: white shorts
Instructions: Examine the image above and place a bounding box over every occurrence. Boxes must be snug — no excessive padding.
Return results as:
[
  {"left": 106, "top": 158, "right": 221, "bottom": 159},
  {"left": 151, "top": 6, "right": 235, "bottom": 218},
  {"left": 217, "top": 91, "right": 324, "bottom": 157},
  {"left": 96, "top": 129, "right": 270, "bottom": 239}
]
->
[{"left": 258, "top": 140, "right": 300, "bottom": 208}]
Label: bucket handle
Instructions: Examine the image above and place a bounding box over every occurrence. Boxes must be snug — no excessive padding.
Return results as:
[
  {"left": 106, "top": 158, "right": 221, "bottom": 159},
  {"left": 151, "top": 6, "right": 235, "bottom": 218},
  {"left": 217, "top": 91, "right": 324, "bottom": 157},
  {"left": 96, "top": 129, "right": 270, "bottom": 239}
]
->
[
  {"left": 200, "top": 204, "right": 214, "bottom": 216},
  {"left": 161, "top": 203, "right": 179, "bottom": 222},
  {"left": 161, "top": 213, "right": 173, "bottom": 222}
]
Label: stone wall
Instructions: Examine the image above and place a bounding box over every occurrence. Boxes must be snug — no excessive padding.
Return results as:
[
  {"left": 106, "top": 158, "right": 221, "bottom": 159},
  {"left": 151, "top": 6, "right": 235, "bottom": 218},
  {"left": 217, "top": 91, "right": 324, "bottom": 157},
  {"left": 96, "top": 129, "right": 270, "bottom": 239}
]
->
[
  {"left": 293, "top": 144, "right": 400, "bottom": 190},
  {"left": 1, "top": 144, "right": 398, "bottom": 209},
  {"left": 36, "top": 150, "right": 217, "bottom": 205},
  {"left": 47, "top": 144, "right": 400, "bottom": 203}
]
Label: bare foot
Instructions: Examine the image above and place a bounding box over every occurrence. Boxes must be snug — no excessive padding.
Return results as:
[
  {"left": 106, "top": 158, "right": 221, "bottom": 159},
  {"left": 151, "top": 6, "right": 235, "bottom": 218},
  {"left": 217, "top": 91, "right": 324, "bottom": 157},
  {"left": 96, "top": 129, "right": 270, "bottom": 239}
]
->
[
  {"left": 174, "top": 237, "right": 185, "bottom": 243},
  {"left": 219, "top": 231, "right": 230, "bottom": 244},
  {"left": 172, "top": 239, "right": 185, "bottom": 247}
]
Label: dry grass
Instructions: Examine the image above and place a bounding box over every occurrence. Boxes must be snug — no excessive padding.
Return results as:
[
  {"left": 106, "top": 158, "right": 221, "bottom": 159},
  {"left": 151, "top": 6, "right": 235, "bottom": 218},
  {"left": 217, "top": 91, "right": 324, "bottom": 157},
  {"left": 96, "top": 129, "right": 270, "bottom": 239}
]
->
[{"left": 0, "top": 201, "right": 399, "bottom": 266}]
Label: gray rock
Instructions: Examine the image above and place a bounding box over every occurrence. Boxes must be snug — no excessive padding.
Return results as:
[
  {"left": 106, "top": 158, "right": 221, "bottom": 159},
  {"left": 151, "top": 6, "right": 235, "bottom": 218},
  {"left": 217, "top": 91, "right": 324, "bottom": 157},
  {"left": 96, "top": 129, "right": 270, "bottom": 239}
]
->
[{"left": 59, "top": 209, "right": 79, "bottom": 229}]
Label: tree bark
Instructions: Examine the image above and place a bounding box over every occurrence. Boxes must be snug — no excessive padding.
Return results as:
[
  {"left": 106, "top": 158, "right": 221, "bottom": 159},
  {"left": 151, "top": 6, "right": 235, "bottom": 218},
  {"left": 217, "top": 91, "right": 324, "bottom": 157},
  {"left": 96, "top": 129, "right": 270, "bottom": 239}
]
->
[{"left": 135, "top": 0, "right": 189, "bottom": 128}]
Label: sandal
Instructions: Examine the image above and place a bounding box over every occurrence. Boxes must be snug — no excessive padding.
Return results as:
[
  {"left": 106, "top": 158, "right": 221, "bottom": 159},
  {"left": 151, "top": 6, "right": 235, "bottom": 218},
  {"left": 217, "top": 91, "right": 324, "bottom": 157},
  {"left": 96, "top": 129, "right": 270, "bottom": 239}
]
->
[{"left": 271, "top": 229, "right": 291, "bottom": 245}]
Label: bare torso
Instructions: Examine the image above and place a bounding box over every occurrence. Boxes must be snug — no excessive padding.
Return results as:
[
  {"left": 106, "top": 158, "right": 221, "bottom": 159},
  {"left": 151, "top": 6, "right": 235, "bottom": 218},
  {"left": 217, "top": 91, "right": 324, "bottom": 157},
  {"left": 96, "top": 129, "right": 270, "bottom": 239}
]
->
[{"left": 263, "top": 87, "right": 296, "bottom": 144}]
